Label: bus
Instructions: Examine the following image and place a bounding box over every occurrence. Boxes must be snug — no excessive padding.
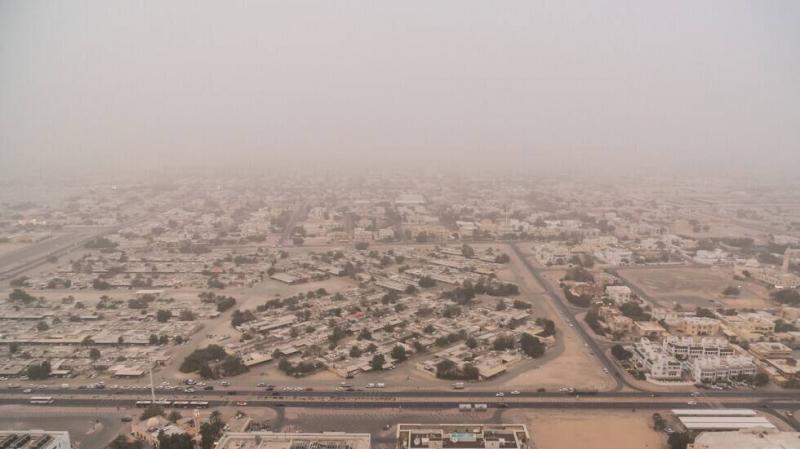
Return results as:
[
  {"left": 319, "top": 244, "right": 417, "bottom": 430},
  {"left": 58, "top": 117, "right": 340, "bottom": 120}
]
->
[
  {"left": 30, "top": 396, "right": 54, "bottom": 405},
  {"left": 189, "top": 401, "right": 209, "bottom": 408},
  {"left": 135, "top": 400, "right": 152, "bottom": 407}
]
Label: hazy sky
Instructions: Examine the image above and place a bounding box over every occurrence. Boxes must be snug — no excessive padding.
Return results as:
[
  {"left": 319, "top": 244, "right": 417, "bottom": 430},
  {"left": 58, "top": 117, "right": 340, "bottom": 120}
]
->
[{"left": 1, "top": 1, "right": 799, "bottom": 179}]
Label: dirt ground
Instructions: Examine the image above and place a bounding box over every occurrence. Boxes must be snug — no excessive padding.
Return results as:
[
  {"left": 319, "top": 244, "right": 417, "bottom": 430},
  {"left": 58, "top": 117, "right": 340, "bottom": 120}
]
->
[
  {"left": 510, "top": 409, "right": 665, "bottom": 449},
  {"left": 500, "top": 252, "right": 613, "bottom": 391},
  {"left": 619, "top": 266, "right": 772, "bottom": 310}
]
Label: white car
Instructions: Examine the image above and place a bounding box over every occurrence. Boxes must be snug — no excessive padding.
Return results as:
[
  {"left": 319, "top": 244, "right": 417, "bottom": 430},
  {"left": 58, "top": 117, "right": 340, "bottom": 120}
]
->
[
  {"left": 496, "top": 392, "right": 505, "bottom": 397},
  {"left": 687, "top": 400, "right": 698, "bottom": 405},
  {"left": 510, "top": 390, "right": 520, "bottom": 395}
]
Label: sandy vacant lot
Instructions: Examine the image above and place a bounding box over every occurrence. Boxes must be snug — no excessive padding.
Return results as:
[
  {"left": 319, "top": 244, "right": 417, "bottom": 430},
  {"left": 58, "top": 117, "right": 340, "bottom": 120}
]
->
[
  {"left": 619, "top": 267, "right": 772, "bottom": 309},
  {"left": 519, "top": 410, "right": 665, "bottom": 449}
]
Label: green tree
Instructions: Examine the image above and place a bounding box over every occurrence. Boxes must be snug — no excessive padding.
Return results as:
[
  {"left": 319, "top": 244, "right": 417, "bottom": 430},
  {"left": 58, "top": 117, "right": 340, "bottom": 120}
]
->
[
  {"left": 722, "top": 286, "right": 740, "bottom": 296},
  {"left": 461, "top": 244, "right": 475, "bottom": 258},
  {"left": 180, "top": 345, "right": 227, "bottom": 374},
  {"left": 419, "top": 276, "right": 436, "bottom": 288},
  {"left": 519, "top": 333, "right": 545, "bottom": 358},
  {"left": 108, "top": 435, "right": 144, "bottom": 449},
  {"left": 462, "top": 363, "right": 479, "bottom": 380},
  {"left": 695, "top": 307, "right": 716, "bottom": 319},
  {"left": 667, "top": 432, "right": 694, "bottom": 449},
  {"left": 26, "top": 361, "right": 51, "bottom": 380},
  {"left": 89, "top": 348, "right": 101, "bottom": 360},
  {"left": 140, "top": 405, "right": 164, "bottom": 420},
  {"left": 370, "top": 354, "right": 386, "bottom": 371},
  {"left": 493, "top": 334, "right": 516, "bottom": 351},
  {"left": 494, "top": 254, "right": 510, "bottom": 264},
  {"left": 156, "top": 309, "right": 172, "bottom": 323},
  {"left": 391, "top": 345, "right": 407, "bottom": 362},
  {"left": 219, "top": 355, "right": 248, "bottom": 376},
  {"left": 8, "top": 289, "right": 36, "bottom": 304},
  {"left": 535, "top": 318, "right": 556, "bottom": 337},
  {"left": 611, "top": 344, "right": 632, "bottom": 361},
  {"left": 775, "top": 319, "right": 798, "bottom": 333}
]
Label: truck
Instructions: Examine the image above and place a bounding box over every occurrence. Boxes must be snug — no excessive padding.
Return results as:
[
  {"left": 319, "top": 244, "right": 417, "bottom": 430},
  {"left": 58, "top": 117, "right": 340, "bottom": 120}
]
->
[
  {"left": 473, "top": 404, "right": 488, "bottom": 410},
  {"left": 458, "top": 404, "right": 473, "bottom": 411},
  {"left": 452, "top": 382, "right": 465, "bottom": 390}
]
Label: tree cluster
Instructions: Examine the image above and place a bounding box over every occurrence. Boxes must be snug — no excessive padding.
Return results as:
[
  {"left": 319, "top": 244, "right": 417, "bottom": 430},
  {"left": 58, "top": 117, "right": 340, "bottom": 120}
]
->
[{"left": 435, "top": 360, "right": 479, "bottom": 380}]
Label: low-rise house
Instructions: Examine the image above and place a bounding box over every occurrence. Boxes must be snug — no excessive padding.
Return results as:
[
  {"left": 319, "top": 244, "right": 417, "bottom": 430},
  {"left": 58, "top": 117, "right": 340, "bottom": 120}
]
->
[
  {"left": 605, "top": 286, "right": 633, "bottom": 305},
  {"left": 678, "top": 317, "right": 720, "bottom": 336},
  {"left": 749, "top": 342, "right": 792, "bottom": 359}
]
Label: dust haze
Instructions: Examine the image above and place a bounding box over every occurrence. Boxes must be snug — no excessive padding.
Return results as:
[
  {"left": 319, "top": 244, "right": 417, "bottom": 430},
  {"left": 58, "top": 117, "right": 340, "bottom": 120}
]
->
[{"left": 1, "top": 1, "right": 799, "bottom": 179}]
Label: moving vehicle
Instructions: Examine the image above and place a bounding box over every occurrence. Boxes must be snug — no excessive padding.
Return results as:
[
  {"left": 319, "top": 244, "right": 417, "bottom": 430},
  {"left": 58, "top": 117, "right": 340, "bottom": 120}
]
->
[{"left": 29, "top": 396, "right": 54, "bottom": 405}]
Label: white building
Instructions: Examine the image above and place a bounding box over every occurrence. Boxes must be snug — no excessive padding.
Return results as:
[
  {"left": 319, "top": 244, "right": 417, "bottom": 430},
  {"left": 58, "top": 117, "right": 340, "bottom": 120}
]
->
[
  {"left": 663, "top": 336, "right": 734, "bottom": 359},
  {"left": 0, "top": 431, "right": 71, "bottom": 449},
  {"left": 632, "top": 338, "right": 682, "bottom": 380},
  {"left": 692, "top": 355, "right": 757, "bottom": 383},
  {"left": 216, "top": 432, "right": 371, "bottom": 449},
  {"left": 690, "top": 429, "right": 800, "bottom": 449},
  {"left": 677, "top": 317, "right": 721, "bottom": 336},
  {"left": 595, "top": 248, "right": 633, "bottom": 266},
  {"left": 605, "top": 285, "right": 633, "bottom": 305}
]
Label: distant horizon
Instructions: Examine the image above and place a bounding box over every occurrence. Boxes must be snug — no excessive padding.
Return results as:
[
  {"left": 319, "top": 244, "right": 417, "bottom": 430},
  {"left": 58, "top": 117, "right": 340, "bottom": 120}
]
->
[{"left": 2, "top": 1, "right": 799, "bottom": 179}]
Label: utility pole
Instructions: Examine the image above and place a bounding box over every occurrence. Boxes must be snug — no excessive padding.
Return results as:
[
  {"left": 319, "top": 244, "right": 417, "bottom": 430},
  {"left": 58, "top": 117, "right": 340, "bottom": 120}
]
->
[{"left": 149, "top": 363, "right": 156, "bottom": 403}]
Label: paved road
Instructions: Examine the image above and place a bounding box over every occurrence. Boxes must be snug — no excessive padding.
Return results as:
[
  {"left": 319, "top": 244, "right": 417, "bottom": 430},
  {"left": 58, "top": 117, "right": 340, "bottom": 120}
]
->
[
  {"left": 509, "top": 243, "right": 630, "bottom": 391},
  {"left": 3, "top": 387, "right": 799, "bottom": 399},
  {"left": 0, "top": 228, "right": 109, "bottom": 280},
  {"left": 2, "top": 396, "right": 798, "bottom": 414}
]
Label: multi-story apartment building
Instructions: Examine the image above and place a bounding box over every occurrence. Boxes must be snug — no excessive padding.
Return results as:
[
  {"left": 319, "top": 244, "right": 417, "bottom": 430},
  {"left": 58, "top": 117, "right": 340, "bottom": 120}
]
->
[
  {"left": 632, "top": 338, "right": 682, "bottom": 380},
  {"left": 692, "top": 356, "right": 757, "bottom": 383},
  {"left": 678, "top": 317, "right": 720, "bottom": 336},
  {"left": 663, "top": 336, "right": 734, "bottom": 359}
]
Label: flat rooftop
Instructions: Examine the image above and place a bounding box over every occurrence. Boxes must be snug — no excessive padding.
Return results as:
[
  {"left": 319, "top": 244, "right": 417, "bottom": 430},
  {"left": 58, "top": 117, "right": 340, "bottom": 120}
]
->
[
  {"left": 216, "top": 432, "right": 371, "bottom": 449},
  {"left": 0, "top": 430, "right": 70, "bottom": 449},
  {"left": 672, "top": 409, "right": 758, "bottom": 416},
  {"left": 396, "top": 424, "right": 530, "bottom": 449},
  {"left": 691, "top": 429, "right": 800, "bottom": 449}
]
